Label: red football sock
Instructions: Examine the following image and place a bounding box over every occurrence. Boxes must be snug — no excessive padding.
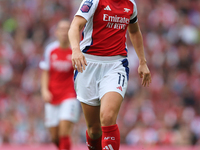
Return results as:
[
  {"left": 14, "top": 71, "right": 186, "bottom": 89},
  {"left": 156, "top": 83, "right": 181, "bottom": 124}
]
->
[
  {"left": 59, "top": 136, "right": 71, "bottom": 150},
  {"left": 102, "top": 124, "right": 120, "bottom": 150},
  {"left": 86, "top": 130, "right": 102, "bottom": 150}
]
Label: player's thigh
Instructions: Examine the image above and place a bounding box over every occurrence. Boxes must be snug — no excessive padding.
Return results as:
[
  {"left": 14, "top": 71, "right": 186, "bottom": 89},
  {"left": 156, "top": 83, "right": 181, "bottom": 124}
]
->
[
  {"left": 58, "top": 120, "right": 74, "bottom": 137},
  {"left": 100, "top": 92, "right": 123, "bottom": 126},
  {"left": 99, "top": 65, "right": 127, "bottom": 126},
  {"left": 81, "top": 102, "right": 102, "bottom": 139},
  {"left": 81, "top": 102, "right": 101, "bottom": 128}
]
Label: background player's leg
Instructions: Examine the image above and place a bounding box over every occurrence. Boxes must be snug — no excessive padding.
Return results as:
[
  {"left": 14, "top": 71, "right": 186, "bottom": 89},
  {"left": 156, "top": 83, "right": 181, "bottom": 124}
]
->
[
  {"left": 45, "top": 103, "right": 60, "bottom": 148},
  {"left": 100, "top": 92, "right": 123, "bottom": 150},
  {"left": 49, "top": 127, "right": 59, "bottom": 147},
  {"left": 58, "top": 120, "right": 74, "bottom": 150},
  {"left": 58, "top": 99, "right": 80, "bottom": 150},
  {"left": 81, "top": 102, "right": 102, "bottom": 150}
]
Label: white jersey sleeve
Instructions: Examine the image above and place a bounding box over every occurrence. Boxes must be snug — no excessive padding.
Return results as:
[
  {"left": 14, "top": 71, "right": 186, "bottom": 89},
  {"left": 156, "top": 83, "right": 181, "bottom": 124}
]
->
[
  {"left": 39, "top": 41, "right": 59, "bottom": 70},
  {"left": 75, "top": 0, "right": 99, "bottom": 21},
  {"left": 130, "top": 0, "right": 138, "bottom": 23}
]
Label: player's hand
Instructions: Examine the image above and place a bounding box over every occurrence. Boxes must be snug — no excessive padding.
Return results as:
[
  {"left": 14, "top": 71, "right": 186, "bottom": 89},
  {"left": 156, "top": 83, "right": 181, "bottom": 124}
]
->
[
  {"left": 138, "top": 63, "right": 151, "bottom": 87},
  {"left": 41, "top": 89, "right": 53, "bottom": 103},
  {"left": 72, "top": 49, "right": 87, "bottom": 73}
]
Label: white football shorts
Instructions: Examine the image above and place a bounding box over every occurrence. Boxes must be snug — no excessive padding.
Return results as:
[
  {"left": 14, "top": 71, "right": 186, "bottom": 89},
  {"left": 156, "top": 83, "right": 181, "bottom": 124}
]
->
[
  {"left": 44, "top": 98, "right": 80, "bottom": 127},
  {"left": 74, "top": 53, "right": 129, "bottom": 106}
]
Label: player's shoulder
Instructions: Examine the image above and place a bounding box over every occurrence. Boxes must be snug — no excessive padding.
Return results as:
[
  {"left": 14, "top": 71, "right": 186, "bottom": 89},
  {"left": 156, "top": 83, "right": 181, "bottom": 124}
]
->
[
  {"left": 45, "top": 41, "right": 59, "bottom": 52},
  {"left": 82, "top": 0, "right": 97, "bottom": 2},
  {"left": 44, "top": 41, "right": 60, "bottom": 56},
  {"left": 128, "top": 0, "right": 137, "bottom": 5},
  {"left": 80, "top": 0, "right": 98, "bottom": 4},
  {"left": 81, "top": 0, "right": 99, "bottom": 6},
  {"left": 128, "top": 0, "right": 137, "bottom": 14}
]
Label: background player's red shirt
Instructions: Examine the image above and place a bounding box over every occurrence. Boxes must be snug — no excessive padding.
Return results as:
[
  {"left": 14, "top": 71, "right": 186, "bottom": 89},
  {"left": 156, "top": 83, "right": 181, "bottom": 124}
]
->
[{"left": 40, "top": 41, "right": 76, "bottom": 105}]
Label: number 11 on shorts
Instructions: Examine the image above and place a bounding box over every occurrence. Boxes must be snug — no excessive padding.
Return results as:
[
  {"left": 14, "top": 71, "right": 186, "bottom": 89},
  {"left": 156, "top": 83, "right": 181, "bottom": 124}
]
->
[{"left": 118, "top": 73, "right": 125, "bottom": 87}]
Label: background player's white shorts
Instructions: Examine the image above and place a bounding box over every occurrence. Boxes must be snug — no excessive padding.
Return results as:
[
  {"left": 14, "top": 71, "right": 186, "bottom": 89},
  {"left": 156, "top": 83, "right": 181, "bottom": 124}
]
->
[
  {"left": 74, "top": 54, "right": 129, "bottom": 106},
  {"left": 44, "top": 98, "right": 80, "bottom": 127}
]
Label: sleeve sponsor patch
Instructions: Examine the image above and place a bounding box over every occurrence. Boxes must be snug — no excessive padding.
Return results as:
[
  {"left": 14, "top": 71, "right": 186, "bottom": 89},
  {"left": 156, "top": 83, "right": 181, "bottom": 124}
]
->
[{"left": 80, "top": 0, "right": 93, "bottom": 13}]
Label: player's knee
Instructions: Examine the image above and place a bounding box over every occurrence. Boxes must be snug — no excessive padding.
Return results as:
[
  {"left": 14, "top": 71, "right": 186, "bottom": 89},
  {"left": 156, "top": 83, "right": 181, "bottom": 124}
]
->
[
  {"left": 87, "top": 124, "right": 102, "bottom": 139},
  {"left": 51, "top": 137, "right": 59, "bottom": 146},
  {"left": 100, "top": 112, "right": 117, "bottom": 126}
]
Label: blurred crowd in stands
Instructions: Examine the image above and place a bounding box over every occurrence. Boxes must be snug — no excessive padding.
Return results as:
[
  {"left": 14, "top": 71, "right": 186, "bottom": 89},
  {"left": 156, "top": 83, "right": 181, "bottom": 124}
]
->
[{"left": 0, "top": 0, "right": 200, "bottom": 146}]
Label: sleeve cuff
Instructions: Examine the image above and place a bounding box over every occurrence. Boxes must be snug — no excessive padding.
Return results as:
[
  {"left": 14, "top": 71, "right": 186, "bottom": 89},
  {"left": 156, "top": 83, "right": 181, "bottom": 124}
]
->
[
  {"left": 39, "top": 61, "right": 49, "bottom": 70},
  {"left": 130, "top": 16, "right": 138, "bottom": 24}
]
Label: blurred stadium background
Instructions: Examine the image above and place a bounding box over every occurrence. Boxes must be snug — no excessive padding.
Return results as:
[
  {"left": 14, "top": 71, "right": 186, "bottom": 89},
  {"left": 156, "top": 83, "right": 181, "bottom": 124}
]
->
[{"left": 0, "top": 0, "right": 200, "bottom": 149}]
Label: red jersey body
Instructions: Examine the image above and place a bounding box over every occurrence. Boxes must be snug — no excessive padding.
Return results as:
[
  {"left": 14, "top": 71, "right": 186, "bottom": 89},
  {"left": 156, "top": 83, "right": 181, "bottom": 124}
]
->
[
  {"left": 76, "top": 0, "right": 138, "bottom": 56},
  {"left": 39, "top": 41, "right": 76, "bottom": 105}
]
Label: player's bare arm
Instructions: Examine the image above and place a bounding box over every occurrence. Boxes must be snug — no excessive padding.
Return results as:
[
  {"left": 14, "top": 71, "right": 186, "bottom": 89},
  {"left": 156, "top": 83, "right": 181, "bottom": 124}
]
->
[
  {"left": 128, "top": 22, "right": 151, "bottom": 87},
  {"left": 68, "top": 16, "right": 87, "bottom": 73},
  {"left": 41, "top": 70, "right": 52, "bottom": 102}
]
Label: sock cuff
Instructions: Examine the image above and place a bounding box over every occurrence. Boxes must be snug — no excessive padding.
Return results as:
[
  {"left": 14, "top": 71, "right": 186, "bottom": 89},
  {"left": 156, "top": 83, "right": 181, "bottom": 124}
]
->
[
  {"left": 59, "top": 136, "right": 70, "bottom": 140},
  {"left": 86, "top": 130, "right": 102, "bottom": 141},
  {"left": 101, "top": 124, "right": 118, "bottom": 133},
  {"left": 59, "top": 136, "right": 71, "bottom": 150}
]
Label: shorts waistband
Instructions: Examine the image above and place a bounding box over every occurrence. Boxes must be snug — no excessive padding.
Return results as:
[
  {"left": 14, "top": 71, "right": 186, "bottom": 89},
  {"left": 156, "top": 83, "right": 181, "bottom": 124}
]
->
[{"left": 83, "top": 53, "right": 126, "bottom": 62}]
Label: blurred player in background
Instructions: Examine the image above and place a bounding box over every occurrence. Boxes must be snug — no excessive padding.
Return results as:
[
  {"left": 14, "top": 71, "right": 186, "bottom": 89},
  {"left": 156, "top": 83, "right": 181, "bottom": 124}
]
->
[
  {"left": 68, "top": 0, "right": 151, "bottom": 150},
  {"left": 39, "top": 19, "right": 80, "bottom": 150}
]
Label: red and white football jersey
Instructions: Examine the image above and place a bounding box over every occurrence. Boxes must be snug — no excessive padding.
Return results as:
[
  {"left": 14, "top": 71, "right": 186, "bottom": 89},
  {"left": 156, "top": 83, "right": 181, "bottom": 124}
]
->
[
  {"left": 76, "top": 0, "right": 138, "bottom": 56},
  {"left": 39, "top": 41, "right": 76, "bottom": 105}
]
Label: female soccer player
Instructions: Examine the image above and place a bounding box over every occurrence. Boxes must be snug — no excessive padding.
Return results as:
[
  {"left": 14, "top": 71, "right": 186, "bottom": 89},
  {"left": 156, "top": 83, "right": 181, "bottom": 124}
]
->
[
  {"left": 40, "top": 19, "right": 80, "bottom": 150},
  {"left": 68, "top": 0, "right": 151, "bottom": 149}
]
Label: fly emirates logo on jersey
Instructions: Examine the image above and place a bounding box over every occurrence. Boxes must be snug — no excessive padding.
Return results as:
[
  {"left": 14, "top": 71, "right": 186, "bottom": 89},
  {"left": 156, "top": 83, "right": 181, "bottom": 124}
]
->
[
  {"left": 103, "top": 14, "right": 130, "bottom": 30},
  {"left": 52, "top": 60, "right": 71, "bottom": 72}
]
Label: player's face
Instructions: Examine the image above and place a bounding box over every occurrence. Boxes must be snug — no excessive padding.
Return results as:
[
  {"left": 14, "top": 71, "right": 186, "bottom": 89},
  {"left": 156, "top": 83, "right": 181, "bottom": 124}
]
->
[{"left": 56, "top": 21, "right": 70, "bottom": 43}]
